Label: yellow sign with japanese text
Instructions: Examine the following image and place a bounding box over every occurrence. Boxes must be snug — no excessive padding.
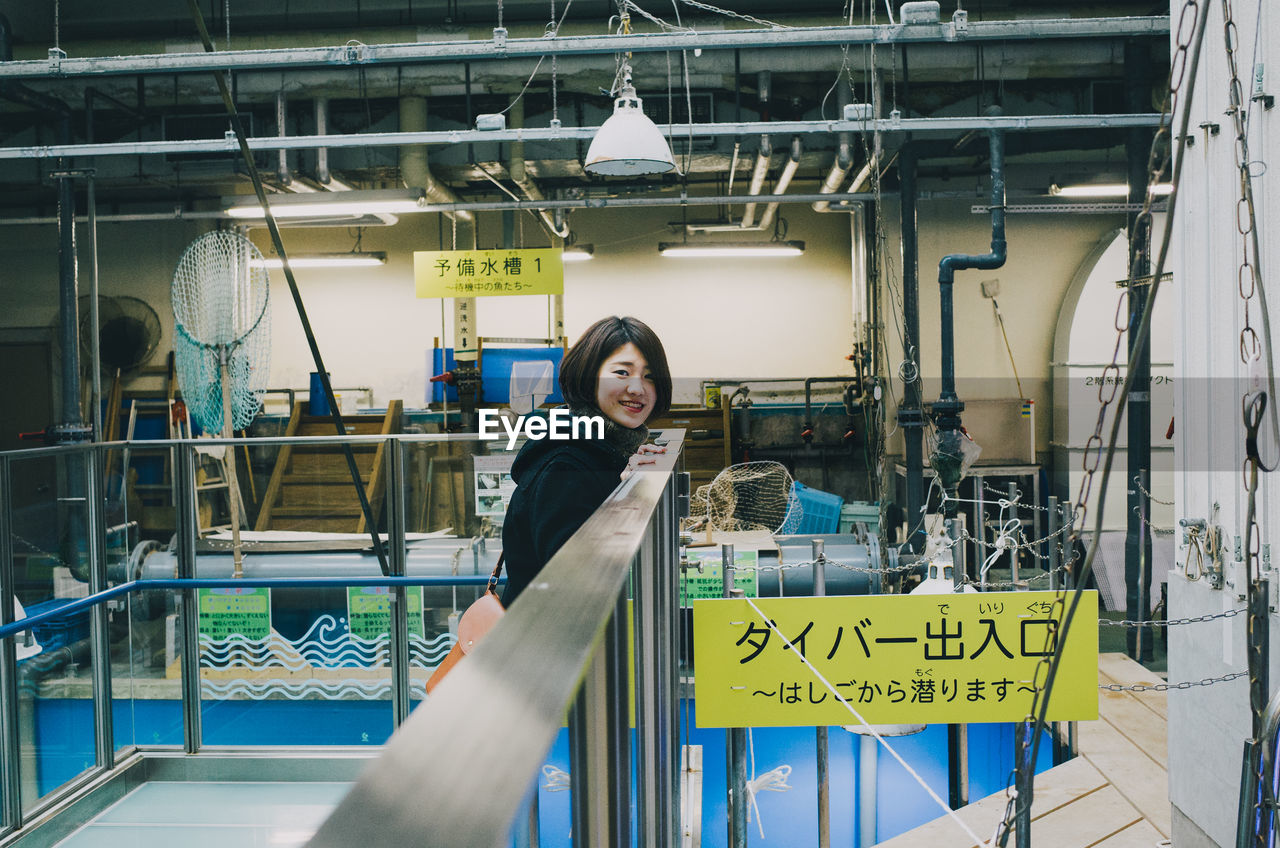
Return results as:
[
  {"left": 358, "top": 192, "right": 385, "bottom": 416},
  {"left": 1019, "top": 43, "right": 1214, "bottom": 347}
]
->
[
  {"left": 414, "top": 248, "right": 564, "bottom": 298},
  {"left": 693, "top": 591, "right": 1098, "bottom": 727}
]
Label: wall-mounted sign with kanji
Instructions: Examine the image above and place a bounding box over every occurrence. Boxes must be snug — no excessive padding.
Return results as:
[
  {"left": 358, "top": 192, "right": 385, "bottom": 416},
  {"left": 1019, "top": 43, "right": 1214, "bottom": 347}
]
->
[
  {"left": 693, "top": 590, "right": 1098, "bottom": 727},
  {"left": 198, "top": 587, "right": 271, "bottom": 641},
  {"left": 414, "top": 248, "right": 564, "bottom": 298}
]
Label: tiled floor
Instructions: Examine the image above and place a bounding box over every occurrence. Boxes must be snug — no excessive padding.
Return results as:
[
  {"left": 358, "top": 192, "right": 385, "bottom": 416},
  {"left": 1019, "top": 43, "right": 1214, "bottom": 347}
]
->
[{"left": 54, "top": 782, "right": 353, "bottom": 847}]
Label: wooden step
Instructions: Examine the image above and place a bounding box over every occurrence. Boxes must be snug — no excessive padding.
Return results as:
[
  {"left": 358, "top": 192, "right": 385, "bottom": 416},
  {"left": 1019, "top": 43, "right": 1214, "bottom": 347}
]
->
[
  {"left": 280, "top": 480, "right": 369, "bottom": 507},
  {"left": 269, "top": 515, "right": 365, "bottom": 533},
  {"left": 298, "top": 417, "right": 388, "bottom": 436},
  {"left": 285, "top": 453, "right": 377, "bottom": 476},
  {"left": 269, "top": 506, "right": 362, "bottom": 519}
]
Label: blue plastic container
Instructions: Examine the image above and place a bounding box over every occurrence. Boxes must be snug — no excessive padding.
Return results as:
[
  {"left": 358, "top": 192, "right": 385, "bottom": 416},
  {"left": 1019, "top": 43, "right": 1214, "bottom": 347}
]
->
[
  {"left": 781, "top": 481, "right": 844, "bottom": 535},
  {"left": 23, "top": 598, "right": 90, "bottom": 652},
  {"left": 308, "top": 372, "right": 330, "bottom": 416}
]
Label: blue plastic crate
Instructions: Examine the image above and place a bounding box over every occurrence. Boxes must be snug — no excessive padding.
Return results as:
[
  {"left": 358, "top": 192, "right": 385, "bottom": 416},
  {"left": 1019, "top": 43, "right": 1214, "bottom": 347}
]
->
[
  {"left": 780, "top": 482, "right": 844, "bottom": 535},
  {"left": 23, "top": 598, "right": 90, "bottom": 652}
]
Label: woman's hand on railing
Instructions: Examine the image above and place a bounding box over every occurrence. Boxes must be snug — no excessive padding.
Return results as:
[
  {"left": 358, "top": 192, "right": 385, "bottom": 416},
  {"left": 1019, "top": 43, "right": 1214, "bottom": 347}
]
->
[{"left": 621, "top": 444, "right": 666, "bottom": 480}]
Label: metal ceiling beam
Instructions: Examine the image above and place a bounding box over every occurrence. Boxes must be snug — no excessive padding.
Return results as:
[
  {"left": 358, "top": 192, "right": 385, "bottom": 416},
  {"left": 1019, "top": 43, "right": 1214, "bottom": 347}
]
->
[
  {"left": 0, "top": 17, "right": 1169, "bottom": 80},
  {"left": 0, "top": 113, "right": 1163, "bottom": 160}
]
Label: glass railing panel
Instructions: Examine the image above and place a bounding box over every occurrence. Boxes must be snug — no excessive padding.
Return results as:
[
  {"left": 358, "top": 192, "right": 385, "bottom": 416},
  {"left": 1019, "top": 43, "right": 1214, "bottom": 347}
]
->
[
  {"left": 10, "top": 450, "right": 97, "bottom": 810},
  {"left": 402, "top": 436, "right": 504, "bottom": 712}
]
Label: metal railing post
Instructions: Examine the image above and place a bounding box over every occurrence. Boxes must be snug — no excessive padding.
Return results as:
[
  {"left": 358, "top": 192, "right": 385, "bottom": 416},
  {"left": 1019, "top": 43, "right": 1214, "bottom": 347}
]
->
[
  {"left": 723, "top": 543, "right": 748, "bottom": 848},
  {"left": 813, "top": 539, "right": 831, "bottom": 848},
  {"left": 85, "top": 446, "right": 114, "bottom": 769},
  {"left": 174, "top": 444, "right": 203, "bottom": 753},
  {"left": 667, "top": 473, "right": 686, "bottom": 846},
  {"left": 569, "top": 593, "right": 631, "bottom": 848},
  {"left": 1047, "top": 496, "right": 1059, "bottom": 591},
  {"left": 387, "top": 439, "right": 410, "bottom": 728},
  {"left": 635, "top": 495, "right": 664, "bottom": 845},
  {"left": 1007, "top": 483, "right": 1020, "bottom": 585},
  {"left": 0, "top": 457, "right": 21, "bottom": 831}
]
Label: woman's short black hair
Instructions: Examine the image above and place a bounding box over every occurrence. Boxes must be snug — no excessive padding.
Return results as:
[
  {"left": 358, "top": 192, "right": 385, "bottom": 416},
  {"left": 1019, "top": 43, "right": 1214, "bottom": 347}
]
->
[{"left": 559, "top": 316, "right": 672, "bottom": 419}]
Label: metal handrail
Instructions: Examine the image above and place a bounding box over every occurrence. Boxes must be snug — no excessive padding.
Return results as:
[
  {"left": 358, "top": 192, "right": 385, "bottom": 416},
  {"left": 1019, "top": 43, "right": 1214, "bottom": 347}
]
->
[
  {"left": 0, "top": 431, "right": 489, "bottom": 461},
  {"left": 0, "top": 575, "right": 506, "bottom": 642},
  {"left": 306, "top": 437, "right": 684, "bottom": 848},
  {"left": 0, "top": 431, "right": 686, "bottom": 845}
]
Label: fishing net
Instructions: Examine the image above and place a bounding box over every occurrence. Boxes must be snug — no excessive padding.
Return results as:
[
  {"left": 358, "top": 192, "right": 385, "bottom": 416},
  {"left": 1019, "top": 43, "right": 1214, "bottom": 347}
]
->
[
  {"left": 171, "top": 231, "right": 271, "bottom": 433},
  {"left": 690, "top": 461, "right": 799, "bottom": 534}
]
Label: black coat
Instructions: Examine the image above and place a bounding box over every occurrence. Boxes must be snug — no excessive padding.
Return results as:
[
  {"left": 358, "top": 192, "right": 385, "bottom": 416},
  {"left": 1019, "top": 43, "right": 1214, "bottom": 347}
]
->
[{"left": 499, "top": 436, "right": 628, "bottom": 606}]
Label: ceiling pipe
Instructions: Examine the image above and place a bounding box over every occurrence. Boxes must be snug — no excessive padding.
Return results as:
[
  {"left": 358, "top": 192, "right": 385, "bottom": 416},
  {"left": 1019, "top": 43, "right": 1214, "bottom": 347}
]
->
[
  {"left": 740, "top": 139, "right": 773, "bottom": 228},
  {"left": 315, "top": 97, "right": 331, "bottom": 185},
  {"left": 313, "top": 97, "right": 397, "bottom": 225},
  {"left": 757, "top": 136, "right": 802, "bottom": 231},
  {"left": 813, "top": 83, "right": 855, "bottom": 213},
  {"left": 740, "top": 72, "right": 773, "bottom": 229},
  {"left": 509, "top": 98, "right": 569, "bottom": 240},
  {"left": 398, "top": 95, "right": 472, "bottom": 223},
  {"left": 275, "top": 92, "right": 292, "bottom": 187}
]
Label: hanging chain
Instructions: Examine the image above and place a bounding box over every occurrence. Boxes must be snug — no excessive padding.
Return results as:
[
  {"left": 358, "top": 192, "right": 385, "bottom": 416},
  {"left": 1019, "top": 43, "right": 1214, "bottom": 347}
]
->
[
  {"left": 1100, "top": 671, "right": 1248, "bottom": 692},
  {"left": 994, "top": 1, "right": 1204, "bottom": 843},
  {"left": 1132, "top": 475, "right": 1175, "bottom": 506},
  {"left": 1099, "top": 608, "right": 1245, "bottom": 627}
]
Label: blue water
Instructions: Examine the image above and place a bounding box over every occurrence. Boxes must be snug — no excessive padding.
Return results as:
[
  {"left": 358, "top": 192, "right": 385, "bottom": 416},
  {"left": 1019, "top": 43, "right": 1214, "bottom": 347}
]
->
[{"left": 32, "top": 698, "right": 1056, "bottom": 845}]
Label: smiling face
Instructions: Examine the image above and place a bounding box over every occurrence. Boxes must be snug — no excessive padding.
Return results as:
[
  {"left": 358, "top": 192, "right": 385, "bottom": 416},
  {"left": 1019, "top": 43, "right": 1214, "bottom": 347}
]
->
[{"left": 595, "top": 342, "right": 656, "bottom": 429}]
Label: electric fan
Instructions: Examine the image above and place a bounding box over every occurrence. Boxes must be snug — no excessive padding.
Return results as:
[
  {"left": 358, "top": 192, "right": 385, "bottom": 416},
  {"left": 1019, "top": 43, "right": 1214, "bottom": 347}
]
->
[
  {"left": 78, "top": 294, "right": 162, "bottom": 374},
  {"left": 171, "top": 230, "right": 272, "bottom": 574}
]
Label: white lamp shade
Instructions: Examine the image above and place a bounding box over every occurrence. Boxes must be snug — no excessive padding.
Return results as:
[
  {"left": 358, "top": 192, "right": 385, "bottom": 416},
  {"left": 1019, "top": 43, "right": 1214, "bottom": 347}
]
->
[{"left": 584, "top": 91, "right": 677, "bottom": 176}]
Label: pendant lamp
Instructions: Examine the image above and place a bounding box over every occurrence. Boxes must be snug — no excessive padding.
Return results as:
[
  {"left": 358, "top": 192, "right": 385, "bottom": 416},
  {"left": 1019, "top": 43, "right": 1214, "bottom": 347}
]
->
[{"left": 584, "top": 64, "right": 677, "bottom": 177}]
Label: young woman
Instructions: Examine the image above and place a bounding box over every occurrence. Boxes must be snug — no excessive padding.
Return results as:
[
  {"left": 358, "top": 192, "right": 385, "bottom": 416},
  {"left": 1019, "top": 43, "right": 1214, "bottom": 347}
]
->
[{"left": 499, "top": 316, "right": 672, "bottom": 605}]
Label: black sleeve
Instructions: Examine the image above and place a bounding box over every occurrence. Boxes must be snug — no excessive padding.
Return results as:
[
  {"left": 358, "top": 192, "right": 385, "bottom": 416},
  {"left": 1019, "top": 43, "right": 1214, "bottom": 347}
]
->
[{"left": 526, "top": 458, "right": 620, "bottom": 567}]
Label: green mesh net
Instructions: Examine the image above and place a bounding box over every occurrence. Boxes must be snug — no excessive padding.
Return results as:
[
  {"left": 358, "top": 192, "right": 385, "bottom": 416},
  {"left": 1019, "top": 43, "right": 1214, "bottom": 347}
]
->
[{"left": 171, "top": 231, "right": 271, "bottom": 433}]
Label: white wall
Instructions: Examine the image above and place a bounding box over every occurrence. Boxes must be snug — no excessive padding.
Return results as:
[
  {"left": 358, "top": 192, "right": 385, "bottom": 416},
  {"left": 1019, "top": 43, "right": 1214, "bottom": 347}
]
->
[{"left": 1169, "top": 0, "right": 1279, "bottom": 842}]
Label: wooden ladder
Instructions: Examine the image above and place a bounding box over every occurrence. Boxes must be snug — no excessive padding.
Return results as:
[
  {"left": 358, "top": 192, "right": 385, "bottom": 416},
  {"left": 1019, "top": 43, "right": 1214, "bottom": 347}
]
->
[{"left": 254, "top": 400, "right": 403, "bottom": 532}]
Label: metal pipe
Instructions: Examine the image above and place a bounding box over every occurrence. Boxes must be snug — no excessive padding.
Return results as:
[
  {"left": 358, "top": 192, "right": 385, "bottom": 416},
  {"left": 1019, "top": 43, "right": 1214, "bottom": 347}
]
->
[
  {"left": 605, "top": 592, "right": 631, "bottom": 848},
  {"left": 174, "top": 445, "right": 202, "bottom": 754},
  {"left": 57, "top": 172, "right": 81, "bottom": 427},
  {"left": 1015, "top": 721, "right": 1032, "bottom": 847},
  {"left": 936, "top": 108, "right": 1007, "bottom": 411},
  {"left": 948, "top": 725, "right": 969, "bottom": 809},
  {"left": 1124, "top": 36, "right": 1154, "bottom": 665},
  {"left": 0, "top": 18, "right": 1171, "bottom": 81},
  {"left": 86, "top": 172, "right": 102, "bottom": 441},
  {"left": 85, "top": 449, "right": 114, "bottom": 770},
  {"left": 740, "top": 135, "right": 772, "bottom": 228},
  {"left": 812, "top": 84, "right": 853, "bottom": 213},
  {"left": 813, "top": 539, "right": 831, "bottom": 848},
  {"left": 1008, "top": 482, "right": 1020, "bottom": 586},
  {"left": 398, "top": 96, "right": 473, "bottom": 223},
  {"left": 509, "top": 98, "right": 569, "bottom": 240},
  {"left": 0, "top": 458, "right": 21, "bottom": 831},
  {"left": 0, "top": 114, "right": 1166, "bottom": 161},
  {"left": 897, "top": 143, "right": 927, "bottom": 554},
  {"left": 276, "top": 92, "right": 292, "bottom": 186},
  {"left": 635, "top": 499, "right": 662, "bottom": 846},
  {"left": 314, "top": 97, "right": 331, "bottom": 184},
  {"left": 1047, "top": 496, "right": 1060, "bottom": 590},
  {"left": 723, "top": 543, "right": 748, "bottom": 848},
  {"left": 662, "top": 480, "right": 682, "bottom": 847},
  {"left": 758, "top": 136, "right": 802, "bottom": 231},
  {"left": 387, "top": 440, "right": 411, "bottom": 729}
]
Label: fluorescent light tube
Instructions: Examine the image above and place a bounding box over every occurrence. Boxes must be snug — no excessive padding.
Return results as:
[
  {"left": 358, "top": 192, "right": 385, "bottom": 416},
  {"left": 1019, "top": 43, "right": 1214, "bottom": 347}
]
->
[
  {"left": 1049, "top": 183, "right": 1174, "bottom": 198},
  {"left": 227, "top": 200, "right": 424, "bottom": 219},
  {"left": 658, "top": 241, "right": 805, "bottom": 258},
  {"left": 562, "top": 245, "right": 594, "bottom": 262},
  {"left": 252, "top": 253, "right": 388, "bottom": 269}
]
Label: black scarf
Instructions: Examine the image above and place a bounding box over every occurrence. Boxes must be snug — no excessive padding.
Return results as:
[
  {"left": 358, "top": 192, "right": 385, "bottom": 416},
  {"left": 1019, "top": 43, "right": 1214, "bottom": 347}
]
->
[{"left": 568, "top": 404, "right": 649, "bottom": 459}]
